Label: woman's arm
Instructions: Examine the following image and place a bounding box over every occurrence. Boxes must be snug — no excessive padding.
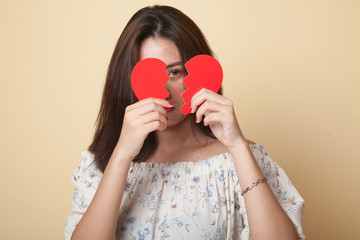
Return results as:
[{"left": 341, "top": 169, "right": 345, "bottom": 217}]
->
[
  {"left": 230, "top": 141, "right": 298, "bottom": 240},
  {"left": 70, "top": 149, "right": 131, "bottom": 240},
  {"left": 191, "top": 89, "right": 298, "bottom": 240},
  {"left": 70, "top": 98, "right": 172, "bottom": 240}
]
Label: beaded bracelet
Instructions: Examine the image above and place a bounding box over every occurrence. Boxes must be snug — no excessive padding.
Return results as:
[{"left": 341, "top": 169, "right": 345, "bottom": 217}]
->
[{"left": 241, "top": 177, "right": 268, "bottom": 196}]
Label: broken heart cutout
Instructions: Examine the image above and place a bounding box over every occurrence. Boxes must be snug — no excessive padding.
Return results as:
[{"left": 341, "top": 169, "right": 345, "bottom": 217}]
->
[
  {"left": 181, "top": 55, "right": 223, "bottom": 114},
  {"left": 131, "top": 55, "right": 223, "bottom": 115},
  {"left": 130, "top": 58, "right": 169, "bottom": 100}
]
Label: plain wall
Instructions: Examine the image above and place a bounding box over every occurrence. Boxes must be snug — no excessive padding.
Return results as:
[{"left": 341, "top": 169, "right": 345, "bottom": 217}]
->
[{"left": 1, "top": 0, "right": 359, "bottom": 239}]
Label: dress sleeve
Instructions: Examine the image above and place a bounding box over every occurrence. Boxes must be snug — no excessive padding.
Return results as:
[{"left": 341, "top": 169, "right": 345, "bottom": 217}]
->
[
  {"left": 235, "top": 144, "right": 306, "bottom": 239},
  {"left": 64, "top": 151, "right": 102, "bottom": 240}
]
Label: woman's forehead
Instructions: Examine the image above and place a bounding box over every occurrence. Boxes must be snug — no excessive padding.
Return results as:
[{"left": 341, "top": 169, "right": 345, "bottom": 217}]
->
[{"left": 139, "top": 37, "right": 182, "bottom": 65}]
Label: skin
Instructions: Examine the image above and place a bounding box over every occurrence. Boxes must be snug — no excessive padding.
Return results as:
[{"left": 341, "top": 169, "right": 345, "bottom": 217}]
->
[{"left": 71, "top": 37, "right": 298, "bottom": 240}]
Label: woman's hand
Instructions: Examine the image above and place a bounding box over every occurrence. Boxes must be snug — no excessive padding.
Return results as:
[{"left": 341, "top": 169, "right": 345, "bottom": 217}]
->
[
  {"left": 115, "top": 98, "right": 173, "bottom": 160},
  {"left": 191, "top": 89, "right": 246, "bottom": 152}
]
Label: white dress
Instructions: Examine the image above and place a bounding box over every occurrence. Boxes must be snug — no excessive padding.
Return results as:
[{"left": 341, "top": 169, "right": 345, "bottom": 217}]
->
[{"left": 65, "top": 143, "right": 306, "bottom": 239}]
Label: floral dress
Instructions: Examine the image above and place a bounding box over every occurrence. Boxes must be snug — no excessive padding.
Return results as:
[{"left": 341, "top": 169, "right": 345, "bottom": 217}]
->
[{"left": 65, "top": 144, "right": 306, "bottom": 239}]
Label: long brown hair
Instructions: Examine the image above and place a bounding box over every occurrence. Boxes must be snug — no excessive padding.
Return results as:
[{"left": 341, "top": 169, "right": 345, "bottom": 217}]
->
[{"left": 89, "top": 5, "right": 222, "bottom": 172}]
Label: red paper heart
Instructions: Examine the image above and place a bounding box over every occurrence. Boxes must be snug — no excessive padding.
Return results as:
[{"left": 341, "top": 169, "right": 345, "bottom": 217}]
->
[
  {"left": 131, "top": 55, "right": 223, "bottom": 115},
  {"left": 131, "top": 58, "right": 169, "bottom": 100},
  {"left": 181, "top": 55, "right": 223, "bottom": 115}
]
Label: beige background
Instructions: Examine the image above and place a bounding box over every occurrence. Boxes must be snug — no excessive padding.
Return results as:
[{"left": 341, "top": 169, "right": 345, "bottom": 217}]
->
[{"left": 1, "top": 0, "right": 359, "bottom": 239}]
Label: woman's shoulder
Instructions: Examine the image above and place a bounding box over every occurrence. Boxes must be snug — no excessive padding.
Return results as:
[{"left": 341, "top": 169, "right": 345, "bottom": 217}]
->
[
  {"left": 206, "top": 138, "right": 256, "bottom": 150},
  {"left": 246, "top": 139, "right": 256, "bottom": 145},
  {"left": 73, "top": 151, "right": 103, "bottom": 180},
  {"left": 207, "top": 138, "right": 258, "bottom": 155}
]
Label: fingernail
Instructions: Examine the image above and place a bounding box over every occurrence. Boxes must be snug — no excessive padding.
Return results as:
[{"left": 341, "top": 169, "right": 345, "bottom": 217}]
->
[
  {"left": 169, "top": 102, "right": 174, "bottom": 106},
  {"left": 165, "top": 107, "right": 169, "bottom": 111},
  {"left": 166, "top": 117, "right": 169, "bottom": 121}
]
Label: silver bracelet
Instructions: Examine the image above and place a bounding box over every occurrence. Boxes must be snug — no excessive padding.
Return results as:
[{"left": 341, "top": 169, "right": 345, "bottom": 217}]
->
[{"left": 241, "top": 177, "right": 268, "bottom": 196}]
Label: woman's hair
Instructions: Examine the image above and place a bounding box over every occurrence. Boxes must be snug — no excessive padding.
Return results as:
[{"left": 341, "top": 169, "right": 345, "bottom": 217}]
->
[{"left": 89, "top": 5, "right": 222, "bottom": 172}]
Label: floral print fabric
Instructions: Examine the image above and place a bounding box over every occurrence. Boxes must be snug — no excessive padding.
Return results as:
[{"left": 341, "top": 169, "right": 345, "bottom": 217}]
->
[{"left": 65, "top": 144, "right": 305, "bottom": 239}]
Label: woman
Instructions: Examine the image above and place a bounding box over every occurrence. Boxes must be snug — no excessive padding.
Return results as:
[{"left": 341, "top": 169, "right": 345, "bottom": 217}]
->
[{"left": 65, "top": 5, "right": 305, "bottom": 240}]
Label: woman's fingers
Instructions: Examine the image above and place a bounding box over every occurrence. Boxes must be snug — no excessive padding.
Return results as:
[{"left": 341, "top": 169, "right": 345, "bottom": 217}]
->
[
  {"left": 135, "top": 101, "right": 167, "bottom": 116},
  {"left": 191, "top": 89, "right": 233, "bottom": 123},
  {"left": 195, "top": 100, "right": 230, "bottom": 123},
  {"left": 127, "top": 98, "right": 173, "bottom": 111},
  {"left": 190, "top": 88, "right": 230, "bottom": 113},
  {"left": 137, "top": 110, "right": 167, "bottom": 126},
  {"left": 144, "top": 120, "right": 167, "bottom": 133},
  {"left": 203, "top": 112, "right": 225, "bottom": 126},
  {"left": 125, "top": 98, "right": 169, "bottom": 128},
  {"left": 125, "top": 99, "right": 168, "bottom": 132}
]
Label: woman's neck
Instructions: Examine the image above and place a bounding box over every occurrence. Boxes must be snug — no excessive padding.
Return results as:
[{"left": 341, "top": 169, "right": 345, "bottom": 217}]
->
[
  {"left": 145, "top": 117, "right": 227, "bottom": 164},
  {"left": 155, "top": 117, "right": 208, "bottom": 155}
]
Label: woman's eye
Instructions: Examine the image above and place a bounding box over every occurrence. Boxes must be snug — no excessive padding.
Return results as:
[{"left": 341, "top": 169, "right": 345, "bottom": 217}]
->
[{"left": 169, "top": 70, "right": 180, "bottom": 77}]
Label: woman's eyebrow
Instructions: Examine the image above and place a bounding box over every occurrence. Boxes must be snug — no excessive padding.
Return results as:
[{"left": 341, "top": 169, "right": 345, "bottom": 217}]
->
[{"left": 165, "top": 61, "right": 182, "bottom": 70}]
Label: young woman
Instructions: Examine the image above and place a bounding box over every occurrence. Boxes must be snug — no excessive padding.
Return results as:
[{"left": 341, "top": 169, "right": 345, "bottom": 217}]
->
[{"left": 65, "top": 5, "right": 305, "bottom": 240}]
